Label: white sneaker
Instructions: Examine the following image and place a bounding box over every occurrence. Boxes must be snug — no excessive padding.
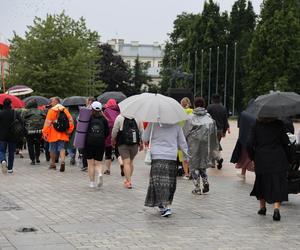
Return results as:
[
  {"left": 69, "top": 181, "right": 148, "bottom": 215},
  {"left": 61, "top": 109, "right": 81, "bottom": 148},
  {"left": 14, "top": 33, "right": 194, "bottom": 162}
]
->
[
  {"left": 97, "top": 175, "right": 103, "bottom": 187},
  {"left": 89, "top": 182, "right": 95, "bottom": 188},
  {"left": 1, "top": 161, "right": 7, "bottom": 174}
]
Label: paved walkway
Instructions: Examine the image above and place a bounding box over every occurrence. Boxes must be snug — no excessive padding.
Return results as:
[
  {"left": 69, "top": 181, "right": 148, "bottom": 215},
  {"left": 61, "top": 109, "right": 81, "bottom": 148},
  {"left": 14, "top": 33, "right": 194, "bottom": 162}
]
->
[{"left": 0, "top": 121, "right": 300, "bottom": 250}]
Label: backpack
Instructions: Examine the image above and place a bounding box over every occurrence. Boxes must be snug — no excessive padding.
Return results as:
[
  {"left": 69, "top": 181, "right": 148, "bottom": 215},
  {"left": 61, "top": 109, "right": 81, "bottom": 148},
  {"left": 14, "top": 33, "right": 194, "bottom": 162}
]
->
[
  {"left": 53, "top": 109, "right": 70, "bottom": 132},
  {"left": 86, "top": 117, "right": 106, "bottom": 147},
  {"left": 118, "top": 117, "right": 140, "bottom": 145},
  {"left": 25, "top": 110, "right": 45, "bottom": 132},
  {"left": 10, "top": 111, "right": 24, "bottom": 140}
]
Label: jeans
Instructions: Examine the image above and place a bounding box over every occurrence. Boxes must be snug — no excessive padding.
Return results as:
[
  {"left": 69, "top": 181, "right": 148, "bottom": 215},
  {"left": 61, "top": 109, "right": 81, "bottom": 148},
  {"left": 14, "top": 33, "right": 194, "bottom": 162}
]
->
[
  {"left": 0, "top": 141, "right": 16, "bottom": 170},
  {"left": 27, "top": 134, "right": 41, "bottom": 162},
  {"left": 191, "top": 169, "right": 208, "bottom": 189}
]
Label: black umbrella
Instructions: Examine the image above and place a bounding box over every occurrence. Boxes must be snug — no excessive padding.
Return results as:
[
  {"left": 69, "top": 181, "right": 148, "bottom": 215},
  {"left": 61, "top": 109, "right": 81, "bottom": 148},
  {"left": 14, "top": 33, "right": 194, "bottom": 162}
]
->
[
  {"left": 253, "top": 91, "right": 300, "bottom": 118},
  {"left": 23, "top": 96, "right": 50, "bottom": 106},
  {"left": 97, "top": 91, "right": 126, "bottom": 104},
  {"left": 62, "top": 96, "right": 86, "bottom": 106}
]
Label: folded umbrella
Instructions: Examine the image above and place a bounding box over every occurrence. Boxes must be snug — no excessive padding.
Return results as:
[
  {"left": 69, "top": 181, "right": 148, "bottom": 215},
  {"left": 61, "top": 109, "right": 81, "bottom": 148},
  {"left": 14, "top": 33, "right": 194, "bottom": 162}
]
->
[
  {"left": 253, "top": 91, "right": 300, "bottom": 118},
  {"left": 118, "top": 93, "right": 188, "bottom": 124}
]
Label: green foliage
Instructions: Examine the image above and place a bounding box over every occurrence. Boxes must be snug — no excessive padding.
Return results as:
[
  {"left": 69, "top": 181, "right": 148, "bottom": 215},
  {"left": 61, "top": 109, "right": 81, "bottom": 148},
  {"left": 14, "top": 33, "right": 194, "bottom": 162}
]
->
[
  {"left": 131, "top": 56, "right": 151, "bottom": 94},
  {"left": 244, "top": 0, "right": 300, "bottom": 101},
  {"left": 96, "top": 43, "right": 131, "bottom": 95},
  {"left": 8, "top": 12, "right": 103, "bottom": 97},
  {"left": 160, "top": 0, "right": 256, "bottom": 112}
]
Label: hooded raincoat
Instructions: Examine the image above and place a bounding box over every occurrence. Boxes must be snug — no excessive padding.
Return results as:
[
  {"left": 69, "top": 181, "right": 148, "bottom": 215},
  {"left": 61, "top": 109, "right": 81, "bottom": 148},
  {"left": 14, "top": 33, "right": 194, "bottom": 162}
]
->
[{"left": 183, "top": 107, "right": 219, "bottom": 170}]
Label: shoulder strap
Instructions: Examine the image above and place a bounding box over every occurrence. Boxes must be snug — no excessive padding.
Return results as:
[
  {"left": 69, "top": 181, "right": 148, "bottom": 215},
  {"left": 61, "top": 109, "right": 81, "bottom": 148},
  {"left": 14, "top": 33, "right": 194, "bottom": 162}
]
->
[{"left": 148, "top": 123, "right": 154, "bottom": 149}]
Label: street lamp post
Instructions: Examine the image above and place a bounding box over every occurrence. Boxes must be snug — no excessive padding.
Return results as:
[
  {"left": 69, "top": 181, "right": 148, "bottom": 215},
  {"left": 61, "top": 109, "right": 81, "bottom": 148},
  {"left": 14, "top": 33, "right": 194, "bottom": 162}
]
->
[
  {"left": 194, "top": 50, "right": 197, "bottom": 99},
  {"left": 200, "top": 49, "right": 204, "bottom": 97},
  {"left": 224, "top": 44, "right": 228, "bottom": 108},
  {"left": 208, "top": 48, "right": 212, "bottom": 105},
  {"left": 216, "top": 46, "right": 219, "bottom": 94},
  {"left": 232, "top": 42, "right": 237, "bottom": 116}
]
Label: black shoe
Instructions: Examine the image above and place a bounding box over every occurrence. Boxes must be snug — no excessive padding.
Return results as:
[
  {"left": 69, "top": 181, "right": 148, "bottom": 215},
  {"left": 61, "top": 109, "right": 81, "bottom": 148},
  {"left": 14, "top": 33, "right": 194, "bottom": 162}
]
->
[
  {"left": 60, "top": 162, "right": 65, "bottom": 172},
  {"left": 273, "top": 209, "right": 281, "bottom": 221},
  {"left": 36, "top": 159, "right": 40, "bottom": 164},
  {"left": 258, "top": 207, "right": 266, "bottom": 215},
  {"left": 217, "top": 158, "right": 223, "bottom": 170},
  {"left": 104, "top": 170, "right": 110, "bottom": 175},
  {"left": 30, "top": 161, "right": 35, "bottom": 165},
  {"left": 120, "top": 165, "right": 124, "bottom": 176},
  {"left": 203, "top": 183, "right": 209, "bottom": 193},
  {"left": 81, "top": 166, "right": 87, "bottom": 172},
  {"left": 70, "top": 157, "right": 76, "bottom": 166}
]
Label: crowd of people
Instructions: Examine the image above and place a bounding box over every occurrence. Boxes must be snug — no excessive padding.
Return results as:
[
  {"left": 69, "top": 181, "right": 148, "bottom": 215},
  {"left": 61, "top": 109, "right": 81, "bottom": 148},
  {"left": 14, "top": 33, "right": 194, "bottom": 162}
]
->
[{"left": 0, "top": 93, "right": 297, "bottom": 220}]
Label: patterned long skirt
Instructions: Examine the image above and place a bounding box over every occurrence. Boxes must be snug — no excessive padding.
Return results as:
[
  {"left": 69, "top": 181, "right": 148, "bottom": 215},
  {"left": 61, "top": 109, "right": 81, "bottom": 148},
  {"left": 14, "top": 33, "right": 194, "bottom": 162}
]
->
[{"left": 144, "top": 159, "right": 177, "bottom": 207}]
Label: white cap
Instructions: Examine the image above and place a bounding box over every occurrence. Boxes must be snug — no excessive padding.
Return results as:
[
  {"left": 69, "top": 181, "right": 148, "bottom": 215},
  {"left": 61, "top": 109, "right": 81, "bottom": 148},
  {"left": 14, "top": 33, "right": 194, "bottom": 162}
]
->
[{"left": 91, "top": 101, "right": 102, "bottom": 111}]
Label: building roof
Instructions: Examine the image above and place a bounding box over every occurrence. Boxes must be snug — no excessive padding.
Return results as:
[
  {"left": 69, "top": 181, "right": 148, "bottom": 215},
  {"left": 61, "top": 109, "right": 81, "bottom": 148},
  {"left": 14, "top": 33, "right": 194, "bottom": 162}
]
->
[{"left": 119, "top": 44, "right": 164, "bottom": 58}]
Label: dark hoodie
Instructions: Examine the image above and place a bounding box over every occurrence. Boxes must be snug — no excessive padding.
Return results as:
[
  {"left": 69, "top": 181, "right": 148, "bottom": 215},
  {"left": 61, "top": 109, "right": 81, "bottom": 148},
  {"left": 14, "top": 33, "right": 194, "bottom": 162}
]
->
[{"left": 0, "top": 100, "right": 22, "bottom": 142}]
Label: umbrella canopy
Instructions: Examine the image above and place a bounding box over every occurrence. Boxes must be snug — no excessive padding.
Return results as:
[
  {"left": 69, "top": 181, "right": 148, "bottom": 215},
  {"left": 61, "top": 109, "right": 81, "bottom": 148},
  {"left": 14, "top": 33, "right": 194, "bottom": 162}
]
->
[
  {"left": 62, "top": 96, "right": 86, "bottom": 107},
  {"left": 0, "top": 94, "right": 25, "bottom": 109},
  {"left": 253, "top": 91, "right": 300, "bottom": 118},
  {"left": 97, "top": 91, "right": 126, "bottom": 104},
  {"left": 6, "top": 85, "right": 33, "bottom": 96},
  {"left": 23, "top": 96, "right": 50, "bottom": 106},
  {"left": 118, "top": 93, "right": 188, "bottom": 124}
]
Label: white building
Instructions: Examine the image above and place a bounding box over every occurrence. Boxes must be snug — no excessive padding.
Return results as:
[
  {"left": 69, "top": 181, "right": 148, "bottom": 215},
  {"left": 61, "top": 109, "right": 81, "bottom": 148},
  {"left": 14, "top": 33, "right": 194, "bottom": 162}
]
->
[{"left": 107, "top": 39, "right": 164, "bottom": 85}]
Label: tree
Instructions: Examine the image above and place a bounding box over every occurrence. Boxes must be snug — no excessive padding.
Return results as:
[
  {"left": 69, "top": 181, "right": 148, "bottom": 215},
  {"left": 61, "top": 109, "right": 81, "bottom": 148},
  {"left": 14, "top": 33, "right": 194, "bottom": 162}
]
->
[
  {"left": 228, "top": 0, "right": 256, "bottom": 110},
  {"left": 8, "top": 12, "right": 103, "bottom": 97},
  {"left": 131, "top": 56, "right": 151, "bottom": 94},
  {"left": 244, "top": 0, "right": 300, "bottom": 101},
  {"left": 96, "top": 44, "right": 131, "bottom": 95}
]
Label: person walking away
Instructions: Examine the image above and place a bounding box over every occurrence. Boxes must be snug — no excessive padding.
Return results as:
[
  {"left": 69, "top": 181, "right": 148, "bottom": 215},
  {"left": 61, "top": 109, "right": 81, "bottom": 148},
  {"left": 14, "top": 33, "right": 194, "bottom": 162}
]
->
[
  {"left": 179, "top": 97, "right": 193, "bottom": 179},
  {"left": 23, "top": 99, "right": 46, "bottom": 165},
  {"left": 183, "top": 97, "right": 219, "bottom": 195},
  {"left": 103, "top": 98, "right": 123, "bottom": 175},
  {"left": 247, "top": 118, "right": 290, "bottom": 221},
  {"left": 143, "top": 122, "right": 189, "bottom": 217},
  {"left": 112, "top": 114, "right": 143, "bottom": 189},
  {"left": 230, "top": 109, "right": 255, "bottom": 179},
  {"left": 84, "top": 101, "right": 109, "bottom": 188},
  {"left": 0, "top": 98, "right": 24, "bottom": 174},
  {"left": 67, "top": 105, "right": 79, "bottom": 165},
  {"left": 42, "top": 97, "right": 74, "bottom": 172},
  {"left": 80, "top": 96, "right": 95, "bottom": 172},
  {"left": 207, "top": 94, "right": 230, "bottom": 169}
]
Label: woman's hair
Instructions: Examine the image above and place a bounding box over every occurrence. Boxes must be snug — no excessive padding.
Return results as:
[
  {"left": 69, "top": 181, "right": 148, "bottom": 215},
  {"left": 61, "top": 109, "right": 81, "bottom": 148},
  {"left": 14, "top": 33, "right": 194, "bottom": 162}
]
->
[
  {"left": 194, "top": 97, "right": 206, "bottom": 108},
  {"left": 3, "top": 98, "right": 12, "bottom": 109},
  {"left": 92, "top": 109, "right": 102, "bottom": 117},
  {"left": 180, "top": 97, "right": 191, "bottom": 109}
]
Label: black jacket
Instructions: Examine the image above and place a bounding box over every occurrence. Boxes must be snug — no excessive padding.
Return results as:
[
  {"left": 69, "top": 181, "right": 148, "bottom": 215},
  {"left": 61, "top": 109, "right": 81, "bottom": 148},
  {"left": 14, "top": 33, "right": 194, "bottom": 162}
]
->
[
  {"left": 207, "top": 103, "right": 229, "bottom": 133},
  {"left": 0, "top": 108, "right": 23, "bottom": 142},
  {"left": 247, "top": 120, "right": 290, "bottom": 174}
]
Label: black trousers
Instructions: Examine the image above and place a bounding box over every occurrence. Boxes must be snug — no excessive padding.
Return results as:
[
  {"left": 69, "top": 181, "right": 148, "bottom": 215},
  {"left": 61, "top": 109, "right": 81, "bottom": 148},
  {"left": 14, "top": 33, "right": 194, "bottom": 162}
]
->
[{"left": 27, "top": 134, "right": 41, "bottom": 162}]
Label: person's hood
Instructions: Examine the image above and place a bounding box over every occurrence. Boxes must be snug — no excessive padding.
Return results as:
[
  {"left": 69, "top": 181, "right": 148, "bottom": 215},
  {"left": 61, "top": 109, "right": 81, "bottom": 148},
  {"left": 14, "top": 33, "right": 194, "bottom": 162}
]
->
[
  {"left": 51, "top": 104, "right": 65, "bottom": 111},
  {"left": 105, "top": 104, "right": 120, "bottom": 112},
  {"left": 25, "top": 99, "right": 38, "bottom": 109},
  {"left": 105, "top": 98, "right": 117, "bottom": 108},
  {"left": 192, "top": 107, "right": 207, "bottom": 116}
]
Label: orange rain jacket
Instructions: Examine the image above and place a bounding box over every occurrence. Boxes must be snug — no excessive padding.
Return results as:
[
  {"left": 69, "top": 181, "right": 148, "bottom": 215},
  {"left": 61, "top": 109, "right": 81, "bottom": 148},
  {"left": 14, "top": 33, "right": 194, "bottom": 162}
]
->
[{"left": 42, "top": 104, "right": 74, "bottom": 143}]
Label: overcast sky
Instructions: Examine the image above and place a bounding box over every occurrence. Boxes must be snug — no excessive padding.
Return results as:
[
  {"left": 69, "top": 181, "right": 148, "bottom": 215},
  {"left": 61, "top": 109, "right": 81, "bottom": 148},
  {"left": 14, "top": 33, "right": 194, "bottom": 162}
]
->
[{"left": 0, "top": 0, "right": 263, "bottom": 44}]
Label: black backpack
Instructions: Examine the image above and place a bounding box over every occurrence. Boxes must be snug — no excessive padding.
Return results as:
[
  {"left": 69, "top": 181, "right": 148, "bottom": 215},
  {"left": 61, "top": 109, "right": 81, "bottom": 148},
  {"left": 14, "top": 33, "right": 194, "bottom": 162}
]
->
[
  {"left": 86, "top": 117, "right": 106, "bottom": 147},
  {"left": 53, "top": 109, "right": 70, "bottom": 132},
  {"left": 10, "top": 111, "right": 24, "bottom": 140},
  {"left": 118, "top": 117, "right": 140, "bottom": 145}
]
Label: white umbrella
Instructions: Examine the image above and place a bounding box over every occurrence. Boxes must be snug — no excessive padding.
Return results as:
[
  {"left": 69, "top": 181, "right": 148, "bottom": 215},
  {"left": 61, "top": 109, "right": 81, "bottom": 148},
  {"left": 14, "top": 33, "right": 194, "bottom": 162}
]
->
[
  {"left": 118, "top": 93, "right": 188, "bottom": 124},
  {"left": 6, "top": 85, "right": 33, "bottom": 96}
]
